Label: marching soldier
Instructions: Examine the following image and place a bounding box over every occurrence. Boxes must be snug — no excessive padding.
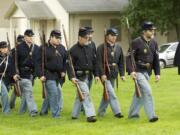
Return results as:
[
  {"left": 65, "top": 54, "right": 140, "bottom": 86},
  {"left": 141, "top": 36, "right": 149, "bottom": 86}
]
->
[
  {"left": 0, "top": 41, "right": 12, "bottom": 114},
  {"left": 17, "top": 35, "right": 24, "bottom": 44},
  {"left": 97, "top": 28, "right": 125, "bottom": 118},
  {"left": 126, "top": 21, "right": 160, "bottom": 122},
  {"left": 67, "top": 27, "right": 98, "bottom": 122},
  {"left": 174, "top": 41, "right": 180, "bottom": 74},
  {"left": 85, "top": 26, "right": 97, "bottom": 89},
  {"left": 12, "top": 29, "right": 39, "bottom": 117},
  {"left": 39, "top": 72, "right": 65, "bottom": 116},
  {"left": 80, "top": 26, "right": 98, "bottom": 113},
  {"left": 37, "top": 30, "right": 66, "bottom": 118}
]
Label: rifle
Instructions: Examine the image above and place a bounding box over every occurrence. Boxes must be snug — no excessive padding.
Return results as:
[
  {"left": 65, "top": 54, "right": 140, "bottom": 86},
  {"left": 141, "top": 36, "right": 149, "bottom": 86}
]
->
[
  {"left": 6, "top": 32, "right": 11, "bottom": 51},
  {"left": 62, "top": 25, "right": 84, "bottom": 102},
  {"left": 126, "top": 18, "right": 141, "bottom": 98},
  {"left": 39, "top": 31, "right": 48, "bottom": 99},
  {"left": 102, "top": 29, "right": 110, "bottom": 101},
  {"left": 14, "top": 31, "right": 22, "bottom": 97},
  {"left": 102, "top": 81, "right": 109, "bottom": 101},
  {"left": 116, "top": 77, "right": 118, "bottom": 90}
]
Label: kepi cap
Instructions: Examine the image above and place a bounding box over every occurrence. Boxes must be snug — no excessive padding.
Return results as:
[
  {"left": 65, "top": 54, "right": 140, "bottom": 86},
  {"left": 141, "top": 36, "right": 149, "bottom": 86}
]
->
[
  {"left": 106, "top": 28, "right": 119, "bottom": 36},
  {"left": 50, "top": 29, "right": 61, "bottom": 38},
  {"left": 24, "top": 29, "right": 34, "bottom": 37},
  {"left": 0, "top": 41, "right": 8, "bottom": 48}
]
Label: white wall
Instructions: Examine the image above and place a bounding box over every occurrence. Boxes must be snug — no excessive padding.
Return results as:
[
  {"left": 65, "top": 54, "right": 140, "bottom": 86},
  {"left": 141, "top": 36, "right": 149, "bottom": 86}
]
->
[
  {"left": 70, "top": 13, "right": 128, "bottom": 50},
  {"left": 3, "top": 0, "right": 69, "bottom": 46},
  {"left": 0, "top": 28, "right": 10, "bottom": 41},
  {"left": 0, "top": 0, "right": 14, "bottom": 45},
  {"left": 8, "top": 8, "right": 30, "bottom": 47},
  {"left": 70, "top": 13, "right": 169, "bottom": 52},
  {"left": 1, "top": 0, "right": 170, "bottom": 49},
  {"left": 0, "top": 0, "right": 14, "bottom": 27},
  {"left": 44, "top": 0, "right": 69, "bottom": 46}
]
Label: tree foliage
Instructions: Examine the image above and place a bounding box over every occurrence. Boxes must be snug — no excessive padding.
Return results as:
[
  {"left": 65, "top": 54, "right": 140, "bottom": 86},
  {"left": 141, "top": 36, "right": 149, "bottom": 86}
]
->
[{"left": 121, "top": 0, "right": 180, "bottom": 40}]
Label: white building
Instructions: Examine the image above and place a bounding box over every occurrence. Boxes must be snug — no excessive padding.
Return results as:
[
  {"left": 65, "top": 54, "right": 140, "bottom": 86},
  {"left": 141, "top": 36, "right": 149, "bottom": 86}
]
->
[{"left": 0, "top": 0, "right": 176, "bottom": 51}]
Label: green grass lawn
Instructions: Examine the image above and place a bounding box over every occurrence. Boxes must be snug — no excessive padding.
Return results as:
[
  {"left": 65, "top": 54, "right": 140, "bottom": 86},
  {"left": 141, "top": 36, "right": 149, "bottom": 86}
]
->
[{"left": 0, "top": 68, "right": 180, "bottom": 135}]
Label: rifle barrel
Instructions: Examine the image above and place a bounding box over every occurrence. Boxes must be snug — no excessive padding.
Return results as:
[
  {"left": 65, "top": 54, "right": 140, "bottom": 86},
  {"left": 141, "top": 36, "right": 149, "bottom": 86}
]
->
[
  {"left": 13, "top": 31, "right": 22, "bottom": 97},
  {"left": 39, "top": 32, "right": 47, "bottom": 99},
  {"left": 126, "top": 18, "right": 142, "bottom": 98}
]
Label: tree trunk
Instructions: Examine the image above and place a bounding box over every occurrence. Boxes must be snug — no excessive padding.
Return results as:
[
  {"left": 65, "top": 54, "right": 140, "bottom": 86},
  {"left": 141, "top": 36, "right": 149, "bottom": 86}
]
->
[{"left": 175, "top": 23, "right": 180, "bottom": 41}]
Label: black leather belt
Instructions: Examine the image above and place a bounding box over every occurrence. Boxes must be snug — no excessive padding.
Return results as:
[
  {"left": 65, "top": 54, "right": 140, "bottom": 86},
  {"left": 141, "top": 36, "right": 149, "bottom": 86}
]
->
[
  {"left": 20, "top": 66, "right": 33, "bottom": 72},
  {"left": 137, "top": 61, "right": 151, "bottom": 69},
  {"left": 76, "top": 70, "right": 91, "bottom": 76}
]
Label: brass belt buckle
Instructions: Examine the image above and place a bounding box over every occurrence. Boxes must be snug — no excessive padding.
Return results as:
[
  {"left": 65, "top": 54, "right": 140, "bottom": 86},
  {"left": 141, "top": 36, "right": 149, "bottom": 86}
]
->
[
  {"left": 145, "top": 63, "right": 150, "bottom": 68},
  {"left": 112, "top": 63, "right": 116, "bottom": 67},
  {"left": 85, "top": 70, "right": 89, "bottom": 74},
  {"left": 76, "top": 71, "right": 83, "bottom": 74}
]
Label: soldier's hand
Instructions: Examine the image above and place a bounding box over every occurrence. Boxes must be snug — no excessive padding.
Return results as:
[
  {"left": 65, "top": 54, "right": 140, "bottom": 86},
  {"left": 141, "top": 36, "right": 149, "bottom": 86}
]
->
[
  {"left": 155, "top": 75, "right": 160, "bottom": 82},
  {"left": 71, "top": 78, "right": 78, "bottom": 84},
  {"left": 101, "top": 75, "right": 107, "bottom": 82},
  {"left": 13, "top": 74, "right": 21, "bottom": 81},
  {"left": 95, "top": 76, "right": 100, "bottom": 83},
  {"left": 40, "top": 76, "right": 46, "bottom": 82},
  {"left": 61, "top": 72, "right": 66, "bottom": 78},
  {"left": 130, "top": 72, "right": 137, "bottom": 79},
  {"left": 121, "top": 76, "right": 125, "bottom": 81}
]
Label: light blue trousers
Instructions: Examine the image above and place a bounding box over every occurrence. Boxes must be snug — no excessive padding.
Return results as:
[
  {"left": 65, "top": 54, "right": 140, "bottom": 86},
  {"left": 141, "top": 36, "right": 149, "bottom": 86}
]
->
[
  {"left": 98, "top": 79, "right": 122, "bottom": 116},
  {"left": 19, "top": 79, "right": 37, "bottom": 115},
  {"left": 0, "top": 80, "right": 10, "bottom": 113},
  {"left": 72, "top": 77, "right": 96, "bottom": 118},
  {"left": 128, "top": 72, "right": 157, "bottom": 120},
  {"left": 44, "top": 80, "right": 62, "bottom": 118},
  {"left": 40, "top": 79, "right": 64, "bottom": 115}
]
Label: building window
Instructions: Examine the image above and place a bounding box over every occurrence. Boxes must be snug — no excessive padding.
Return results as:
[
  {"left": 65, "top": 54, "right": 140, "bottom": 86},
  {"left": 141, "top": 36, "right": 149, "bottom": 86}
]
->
[
  {"left": 79, "top": 19, "right": 92, "bottom": 27},
  {"left": 110, "top": 19, "right": 121, "bottom": 41}
]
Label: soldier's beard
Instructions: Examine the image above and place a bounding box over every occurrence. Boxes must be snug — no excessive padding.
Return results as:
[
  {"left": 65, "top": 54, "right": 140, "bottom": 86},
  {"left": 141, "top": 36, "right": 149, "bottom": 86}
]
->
[
  {"left": 107, "top": 39, "right": 116, "bottom": 45},
  {"left": 147, "top": 36, "right": 151, "bottom": 40},
  {"left": 25, "top": 40, "right": 33, "bottom": 46},
  {"left": 89, "top": 37, "right": 92, "bottom": 41},
  {"left": 143, "top": 34, "right": 152, "bottom": 41},
  {"left": 0, "top": 52, "right": 8, "bottom": 57},
  {"left": 84, "top": 42, "right": 89, "bottom": 45}
]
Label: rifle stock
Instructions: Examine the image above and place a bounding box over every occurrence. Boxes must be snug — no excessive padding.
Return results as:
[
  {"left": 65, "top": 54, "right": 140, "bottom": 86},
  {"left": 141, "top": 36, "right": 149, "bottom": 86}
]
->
[
  {"left": 116, "top": 77, "right": 118, "bottom": 90},
  {"left": 14, "top": 81, "right": 21, "bottom": 96},
  {"left": 134, "top": 79, "right": 141, "bottom": 97},
  {"left": 62, "top": 25, "right": 84, "bottom": 101},
  {"left": 76, "top": 83, "right": 85, "bottom": 102},
  {"left": 39, "top": 31, "right": 47, "bottom": 99},
  {"left": 103, "top": 81, "right": 109, "bottom": 101},
  {"left": 126, "top": 18, "right": 141, "bottom": 98},
  {"left": 42, "top": 82, "right": 47, "bottom": 99},
  {"left": 14, "top": 31, "right": 22, "bottom": 97}
]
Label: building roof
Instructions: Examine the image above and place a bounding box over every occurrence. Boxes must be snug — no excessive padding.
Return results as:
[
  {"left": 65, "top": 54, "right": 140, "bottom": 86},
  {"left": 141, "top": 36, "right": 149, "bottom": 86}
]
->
[
  {"left": 5, "top": 1, "right": 55, "bottom": 19},
  {"left": 58, "top": 0, "right": 129, "bottom": 13}
]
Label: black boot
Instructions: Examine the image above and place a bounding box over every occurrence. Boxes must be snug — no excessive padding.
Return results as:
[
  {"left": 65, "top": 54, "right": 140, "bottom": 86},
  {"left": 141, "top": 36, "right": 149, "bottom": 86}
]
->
[
  {"left": 149, "top": 116, "right": 159, "bottom": 122},
  {"left": 114, "top": 113, "right": 124, "bottom": 118},
  {"left": 72, "top": 117, "right": 78, "bottom": 120},
  {"left": 87, "top": 116, "right": 97, "bottom": 122}
]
